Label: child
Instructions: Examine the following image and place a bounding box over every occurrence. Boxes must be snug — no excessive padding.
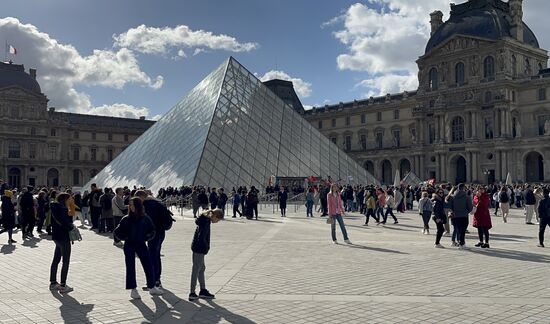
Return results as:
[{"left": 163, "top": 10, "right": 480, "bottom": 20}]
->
[
  {"left": 363, "top": 191, "right": 378, "bottom": 226},
  {"left": 189, "top": 208, "right": 224, "bottom": 301}
]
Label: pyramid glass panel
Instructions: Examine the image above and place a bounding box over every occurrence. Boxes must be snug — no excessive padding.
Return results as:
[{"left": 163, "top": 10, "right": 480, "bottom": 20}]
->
[{"left": 86, "top": 57, "right": 379, "bottom": 192}]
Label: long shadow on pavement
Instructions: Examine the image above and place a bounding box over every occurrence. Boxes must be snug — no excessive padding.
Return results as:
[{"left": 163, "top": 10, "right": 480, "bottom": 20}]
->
[
  {"left": 339, "top": 243, "right": 408, "bottom": 254},
  {"left": 0, "top": 244, "right": 15, "bottom": 254},
  {"left": 50, "top": 290, "right": 94, "bottom": 324},
  {"left": 467, "top": 247, "right": 550, "bottom": 263},
  {"left": 204, "top": 300, "right": 257, "bottom": 324}
]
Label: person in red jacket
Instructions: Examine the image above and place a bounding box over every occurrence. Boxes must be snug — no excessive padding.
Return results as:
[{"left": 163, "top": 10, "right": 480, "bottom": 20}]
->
[{"left": 473, "top": 186, "right": 492, "bottom": 248}]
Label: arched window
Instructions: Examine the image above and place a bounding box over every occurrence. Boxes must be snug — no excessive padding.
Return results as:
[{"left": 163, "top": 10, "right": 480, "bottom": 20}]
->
[
  {"left": 511, "top": 55, "right": 517, "bottom": 77},
  {"left": 429, "top": 68, "right": 438, "bottom": 90},
  {"left": 484, "top": 56, "right": 495, "bottom": 78},
  {"left": 8, "top": 142, "right": 21, "bottom": 158},
  {"left": 451, "top": 117, "right": 465, "bottom": 143},
  {"left": 525, "top": 58, "right": 531, "bottom": 75},
  {"left": 72, "top": 169, "right": 82, "bottom": 186},
  {"left": 455, "top": 62, "right": 465, "bottom": 85}
]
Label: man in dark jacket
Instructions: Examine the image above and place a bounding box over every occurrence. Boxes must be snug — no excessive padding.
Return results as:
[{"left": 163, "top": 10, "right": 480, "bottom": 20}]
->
[
  {"left": 525, "top": 186, "right": 537, "bottom": 224},
  {"left": 217, "top": 188, "right": 228, "bottom": 214},
  {"left": 19, "top": 186, "right": 36, "bottom": 240},
  {"left": 449, "top": 183, "right": 473, "bottom": 248},
  {"left": 209, "top": 189, "right": 219, "bottom": 210},
  {"left": 537, "top": 188, "right": 550, "bottom": 247}
]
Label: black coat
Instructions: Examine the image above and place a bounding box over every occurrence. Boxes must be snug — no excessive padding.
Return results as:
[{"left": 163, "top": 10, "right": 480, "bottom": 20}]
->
[
  {"left": 538, "top": 198, "right": 550, "bottom": 219},
  {"left": 191, "top": 215, "right": 211, "bottom": 255},
  {"left": 432, "top": 198, "right": 447, "bottom": 224},
  {"left": 50, "top": 202, "right": 74, "bottom": 242},
  {"left": 1, "top": 196, "right": 15, "bottom": 229},
  {"left": 114, "top": 214, "right": 156, "bottom": 243}
]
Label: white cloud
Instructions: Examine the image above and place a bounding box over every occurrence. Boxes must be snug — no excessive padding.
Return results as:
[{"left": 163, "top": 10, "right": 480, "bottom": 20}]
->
[
  {"left": 0, "top": 17, "right": 161, "bottom": 118},
  {"left": 329, "top": 0, "right": 550, "bottom": 95},
  {"left": 113, "top": 24, "right": 259, "bottom": 57},
  {"left": 259, "top": 70, "right": 312, "bottom": 98},
  {"left": 88, "top": 103, "right": 151, "bottom": 119}
]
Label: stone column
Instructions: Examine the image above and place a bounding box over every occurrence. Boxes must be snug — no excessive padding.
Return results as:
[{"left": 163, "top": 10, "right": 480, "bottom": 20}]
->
[
  {"left": 472, "top": 152, "right": 479, "bottom": 182},
  {"left": 436, "top": 154, "right": 441, "bottom": 181},
  {"left": 435, "top": 116, "right": 441, "bottom": 142},
  {"left": 495, "top": 151, "right": 502, "bottom": 181},
  {"left": 467, "top": 112, "right": 472, "bottom": 139},
  {"left": 471, "top": 111, "right": 478, "bottom": 139},
  {"left": 419, "top": 155, "right": 425, "bottom": 179}
]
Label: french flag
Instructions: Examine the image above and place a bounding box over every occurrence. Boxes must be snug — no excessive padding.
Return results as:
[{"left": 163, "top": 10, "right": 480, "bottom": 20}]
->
[{"left": 9, "top": 45, "right": 17, "bottom": 55}]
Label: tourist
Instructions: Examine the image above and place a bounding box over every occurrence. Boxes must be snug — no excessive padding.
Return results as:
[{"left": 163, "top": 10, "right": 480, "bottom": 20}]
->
[
  {"left": 89, "top": 185, "right": 102, "bottom": 230},
  {"left": 198, "top": 188, "right": 209, "bottom": 211},
  {"left": 327, "top": 183, "right": 350, "bottom": 244},
  {"left": 81, "top": 190, "right": 91, "bottom": 226},
  {"left": 306, "top": 187, "right": 314, "bottom": 217},
  {"left": 432, "top": 191, "right": 446, "bottom": 248},
  {"left": 99, "top": 188, "right": 115, "bottom": 233},
  {"left": 45, "top": 190, "right": 57, "bottom": 235},
  {"left": 247, "top": 187, "right": 259, "bottom": 220},
  {"left": 537, "top": 188, "right": 550, "bottom": 247},
  {"left": 36, "top": 190, "right": 48, "bottom": 233},
  {"left": 514, "top": 185, "right": 523, "bottom": 208},
  {"left": 19, "top": 186, "right": 36, "bottom": 240},
  {"left": 112, "top": 188, "right": 128, "bottom": 246},
  {"left": 534, "top": 187, "right": 544, "bottom": 224},
  {"left": 114, "top": 197, "right": 162, "bottom": 299},
  {"left": 418, "top": 191, "right": 433, "bottom": 235},
  {"left": 191, "top": 187, "right": 200, "bottom": 218},
  {"left": 49, "top": 192, "right": 75, "bottom": 294},
  {"left": 525, "top": 185, "right": 536, "bottom": 225},
  {"left": 376, "top": 188, "right": 386, "bottom": 222},
  {"left": 231, "top": 190, "right": 242, "bottom": 218},
  {"left": 1, "top": 190, "right": 16, "bottom": 243},
  {"left": 217, "top": 188, "right": 228, "bottom": 215},
  {"left": 188, "top": 208, "right": 224, "bottom": 301},
  {"left": 473, "top": 187, "right": 492, "bottom": 248},
  {"left": 394, "top": 187, "right": 404, "bottom": 213},
  {"left": 344, "top": 185, "right": 354, "bottom": 212},
  {"left": 363, "top": 190, "right": 378, "bottom": 226},
  {"left": 381, "top": 190, "right": 398, "bottom": 225},
  {"left": 66, "top": 189, "right": 77, "bottom": 223},
  {"left": 499, "top": 186, "right": 510, "bottom": 223},
  {"left": 445, "top": 187, "right": 459, "bottom": 246},
  {"left": 278, "top": 187, "right": 288, "bottom": 218},
  {"left": 209, "top": 188, "right": 218, "bottom": 210},
  {"left": 449, "top": 183, "right": 473, "bottom": 249},
  {"left": 319, "top": 184, "right": 329, "bottom": 216},
  {"left": 357, "top": 187, "right": 365, "bottom": 214}
]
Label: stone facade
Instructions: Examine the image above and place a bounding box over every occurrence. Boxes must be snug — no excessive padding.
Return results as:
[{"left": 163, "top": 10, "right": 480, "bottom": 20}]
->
[
  {"left": 304, "top": 0, "right": 550, "bottom": 185},
  {"left": 0, "top": 62, "right": 154, "bottom": 189}
]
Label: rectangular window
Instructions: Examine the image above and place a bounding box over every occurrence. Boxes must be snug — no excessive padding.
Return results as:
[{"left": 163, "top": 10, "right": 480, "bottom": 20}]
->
[
  {"left": 48, "top": 145, "right": 57, "bottom": 160},
  {"left": 92, "top": 132, "right": 96, "bottom": 140},
  {"left": 345, "top": 135, "right": 351, "bottom": 151},
  {"left": 539, "top": 88, "right": 547, "bottom": 101},
  {"left": 108, "top": 148, "right": 113, "bottom": 161},
  {"left": 377, "top": 112, "right": 382, "bottom": 122},
  {"left": 361, "top": 114, "right": 366, "bottom": 124},
  {"left": 108, "top": 133, "right": 113, "bottom": 141},
  {"left": 318, "top": 120, "right": 323, "bottom": 129},
  {"left": 91, "top": 148, "right": 97, "bottom": 161},
  {"left": 484, "top": 118, "right": 494, "bottom": 139},
  {"left": 330, "top": 137, "right": 337, "bottom": 144},
  {"left": 392, "top": 130, "right": 401, "bottom": 147},
  {"left": 376, "top": 132, "right": 383, "bottom": 149},
  {"left": 360, "top": 134, "right": 367, "bottom": 150},
  {"left": 124, "top": 134, "right": 129, "bottom": 142},
  {"left": 331, "top": 119, "right": 336, "bottom": 127},
  {"left": 429, "top": 124, "right": 435, "bottom": 144},
  {"left": 345, "top": 116, "right": 350, "bottom": 126},
  {"left": 73, "top": 147, "right": 80, "bottom": 161},
  {"left": 50, "top": 129, "right": 56, "bottom": 137},
  {"left": 538, "top": 116, "right": 549, "bottom": 136},
  {"left": 29, "top": 143, "right": 36, "bottom": 159},
  {"left": 394, "top": 109, "right": 400, "bottom": 120}
]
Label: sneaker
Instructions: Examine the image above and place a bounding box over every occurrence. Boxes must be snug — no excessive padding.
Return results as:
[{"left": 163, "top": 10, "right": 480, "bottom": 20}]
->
[
  {"left": 482, "top": 243, "right": 490, "bottom": 249},
  {"left": 344, "top": 239, "right": 352, "bottom": 244},
  {"left": 451, "top": 242, "right": 458, "bottom": 247},
  {"left": 188, "top": 292, "right": 199, "bottom": 301},
  {"left": 393, "top": 221, "right": 399, "bottom": 224},
  {"left": 155, "top": 281, "right": 163, "bottom": 289},
  {"left": 130, "top": 289, "right": 141, "bottom": 299},
  {"left": 421, "top": 229, "right": 425, "bottom": 234},
  {"left": 425, "top": 229, "right": 430, "bottom": 235},
  {"left": 434, "top": 244, "right": 444, "bottom": 248},
  {"left": 8, "top": 239, "right": 16, "bottom": 244},
  {"left": 58, "top": 285, "right": 73, "bottom": 294},
  {"left": 537, "top": 244, "right": 545, "bottom": 248},
  {"left": 458, "top": 245, "right": 466, "bottom": 250},
  {"left": 526, "top": 222, "right": 535, "bottom": 225},
  {"left": 49, "top": 283, "right": 60, "bottom": 291},
  {"left": 332, "top": 240, "right": 338, "bottom": 244},
  {"left": 199, "top": 289, "right": 215, "bottom": 299},
  {"left": 149, "top": 287, "right": 163, "bottom": 296},
  {"left": 363, "top": 223, "right": 368, "bottom": 226},
  {"left": 475, "top": 242, "right": 483, "bottom": 247}
]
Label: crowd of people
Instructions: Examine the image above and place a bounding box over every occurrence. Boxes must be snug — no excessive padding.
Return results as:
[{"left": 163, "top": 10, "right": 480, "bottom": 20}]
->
[{"left": 1, "top": 177, "right": 550, "bottom": 301}]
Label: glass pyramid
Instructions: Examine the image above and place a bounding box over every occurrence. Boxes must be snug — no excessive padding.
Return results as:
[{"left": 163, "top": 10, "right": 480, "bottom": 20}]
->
[{"left": 86, "top": 57, "right": 379, "bottom": 192}]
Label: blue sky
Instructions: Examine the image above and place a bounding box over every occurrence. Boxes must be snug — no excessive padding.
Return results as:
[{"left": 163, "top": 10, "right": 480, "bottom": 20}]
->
[{"left": 1, "top": 0, "right": 549, "bottom": 119}]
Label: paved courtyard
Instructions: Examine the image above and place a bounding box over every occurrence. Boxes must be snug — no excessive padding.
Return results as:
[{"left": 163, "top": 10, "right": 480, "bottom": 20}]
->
[{"left": 1, "top": 204, "right": 550, "bottom": 323}]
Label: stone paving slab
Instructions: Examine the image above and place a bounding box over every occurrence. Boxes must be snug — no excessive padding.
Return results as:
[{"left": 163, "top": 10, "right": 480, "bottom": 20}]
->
[{"left": 1, "top": 205, "right": 550, "bottom": 323}]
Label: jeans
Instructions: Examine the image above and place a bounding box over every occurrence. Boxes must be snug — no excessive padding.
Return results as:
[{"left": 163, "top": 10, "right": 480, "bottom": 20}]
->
[
  {"left": 232, "top": 205, "right": 242, "bottom": 217},
  {"left": 90, "top": 206, "right": 101, "bottom": 229},
  {"left": 81, "top": 206, "right": 90, "bottom": 225},
  {"left": 451, "top": 221, "right": 458, "bottom": 242},
  {"left": 453, "top": 217, "right": 469, "bottom": 246},
  {"left": 365, "top": 208, "right": 378, "bottom": 224},
  {"left": 435, "top": 221, "right": 445, "bottom": 245},
  {"left": 383, "top": 208, "right": 397, "bottom": 223},
  {"left": 306, "top": 201, "right": 314, "bottom": 216},
  {"left": 346, "top": 199, "right": 353, "bottom": 212},
  {"left": 249, "top": 203, "right": 258, "bottom": 219},
  {"left": 376, "top": 206, "right": 384, "bottom": 219},
  {"left": 330, "top": 214, "right": 349, "bottom": 241},
  {"left": 50, "top": 240, "right": 71, "bottom": 285},
  {"left": 98, "top": 218, "right": 114, "bottom": 232},
  {"left": 124, "top": 241, "right": 155, "bottom": 289},
  {"left": 148, "top": 230, "right": 165, "bottom": 284},
  {"left": 190, "top": 252, "right": 206, "bottom": 292},
  {"left": 320, "top": 200, "right": 328, "bottom": 215},
  {"left": 539, "top": 218, "right": 550, "bottom": 245},
  {"left": 193, "top": 205, "right": 200, "bottom": 217},
  {"left": 421, "top": 211, "right": 431, "bottom": 230}
]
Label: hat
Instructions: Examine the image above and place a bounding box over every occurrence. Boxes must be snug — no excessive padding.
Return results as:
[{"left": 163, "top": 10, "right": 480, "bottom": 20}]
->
[{"left": 4, "top": 190, "right": 13, "bottom": 198}]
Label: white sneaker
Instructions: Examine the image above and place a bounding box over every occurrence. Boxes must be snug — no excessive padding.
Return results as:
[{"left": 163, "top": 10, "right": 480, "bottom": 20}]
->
[
  {"left": 131, "top": 289, "right": 141, "bottom": 299},
  {"left": 332, "top": 240, "right": 338, "bottom": 244},
  {"left": 344, "top": 239, "right": 352, "bottom": 244},
  {"left": 434, "top": 244, "right": 444, "bottom": 248},
  {"left": 149, "top": 286, "right": 164, "bottom": 296}
]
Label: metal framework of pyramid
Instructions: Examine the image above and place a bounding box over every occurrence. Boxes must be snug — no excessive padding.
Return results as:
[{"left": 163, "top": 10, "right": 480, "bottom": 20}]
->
[{"left": 86, "top": 57, "right": 379, "bottom": 192}]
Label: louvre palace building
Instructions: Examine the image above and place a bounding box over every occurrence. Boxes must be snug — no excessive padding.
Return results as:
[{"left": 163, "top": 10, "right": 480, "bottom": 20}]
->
[
  {"left": 304, "top": 0, "right": 550, "bottom": 185},
  {"left": 0, "top": 61, "right": 154, "bottom": 189}
]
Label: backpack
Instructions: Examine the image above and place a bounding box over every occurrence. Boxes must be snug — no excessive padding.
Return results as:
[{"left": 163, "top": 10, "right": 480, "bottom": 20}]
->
[
  {"left": 160, "top": 205, "right": 175, "bottom": 231},
  {"left": 499, "top": 192, "right": 509, "bottom": 203}
]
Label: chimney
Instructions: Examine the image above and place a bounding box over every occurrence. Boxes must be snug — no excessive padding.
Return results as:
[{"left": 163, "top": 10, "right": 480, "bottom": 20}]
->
[
  {"left": 139, "top": 116, "right": 145, "bottom": 120},
  {"left": 430, "top": 11, "right": 443, "bottom": 36},
  {"left": 29, "top": 68, "right": 37, "bottom": 79},
  {"left": 48, "top": 107, "right": 55, "bottom": 112},
  {"left": 509, "top": 0, "right": 524, "bottom": 41}
]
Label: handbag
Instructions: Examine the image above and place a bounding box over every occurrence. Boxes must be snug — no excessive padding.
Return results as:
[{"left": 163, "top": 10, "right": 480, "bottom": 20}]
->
[{"left": 326, "top": 216, "right": 334, "bottom": 225}]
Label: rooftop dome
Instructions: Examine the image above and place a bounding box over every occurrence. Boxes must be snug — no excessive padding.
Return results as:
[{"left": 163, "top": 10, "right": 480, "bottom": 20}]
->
[
  {"left": 425, "top": 0, "right": 539, "bottom": 54},
  {"left": 0, "top": 61, "right": 41, "bottom": 94}
]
